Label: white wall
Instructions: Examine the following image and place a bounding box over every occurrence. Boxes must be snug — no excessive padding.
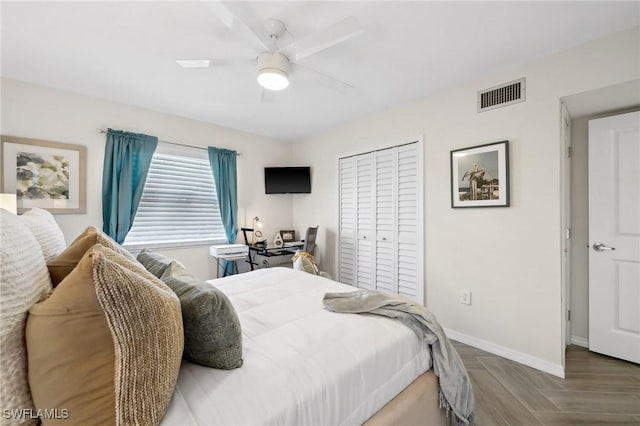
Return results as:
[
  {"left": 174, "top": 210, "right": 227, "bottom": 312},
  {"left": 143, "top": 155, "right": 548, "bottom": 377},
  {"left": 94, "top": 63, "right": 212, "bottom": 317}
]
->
[
  {"left": 292, "top": 27, "right": 640, "bottom": 374},
  {"left": 1, "top": 78, "right": 293, "bottom": 279}
]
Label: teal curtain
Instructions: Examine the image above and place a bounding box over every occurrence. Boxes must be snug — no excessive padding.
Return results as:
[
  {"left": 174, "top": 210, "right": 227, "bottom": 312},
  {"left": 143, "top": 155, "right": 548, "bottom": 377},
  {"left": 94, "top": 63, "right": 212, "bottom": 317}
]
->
[
  {"left": 208, "top": 147, "right": 238, "bottom": 275},
  {"left": 102, "top": 129, "right": 158, "bottom": 244}
]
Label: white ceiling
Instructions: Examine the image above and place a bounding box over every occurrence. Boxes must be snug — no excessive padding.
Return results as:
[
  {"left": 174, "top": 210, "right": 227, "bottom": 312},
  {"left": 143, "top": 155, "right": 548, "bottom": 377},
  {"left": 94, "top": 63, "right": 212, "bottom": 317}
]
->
[{"left": 2, "top": 1, "right": 638, "bottom": 142}]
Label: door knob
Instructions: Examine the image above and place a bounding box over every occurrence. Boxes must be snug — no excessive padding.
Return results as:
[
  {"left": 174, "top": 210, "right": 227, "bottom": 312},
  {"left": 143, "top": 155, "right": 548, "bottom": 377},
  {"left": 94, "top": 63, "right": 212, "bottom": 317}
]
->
[{"left": 592, "top": 242, "right": 615, "bottom": 252}]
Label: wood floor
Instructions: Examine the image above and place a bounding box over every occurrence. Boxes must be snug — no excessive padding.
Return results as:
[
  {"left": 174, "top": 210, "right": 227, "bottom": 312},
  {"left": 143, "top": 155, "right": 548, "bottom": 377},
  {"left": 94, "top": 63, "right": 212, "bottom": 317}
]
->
[{"left": 452, "top": 341, "right": 640, "bottom": 425}]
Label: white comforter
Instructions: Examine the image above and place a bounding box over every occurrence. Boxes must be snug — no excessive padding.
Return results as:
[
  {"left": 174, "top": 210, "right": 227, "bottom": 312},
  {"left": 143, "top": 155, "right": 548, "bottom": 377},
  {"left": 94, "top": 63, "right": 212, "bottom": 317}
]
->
[{"left": 161, "top": 268, "right": 431, "bottom": 426}]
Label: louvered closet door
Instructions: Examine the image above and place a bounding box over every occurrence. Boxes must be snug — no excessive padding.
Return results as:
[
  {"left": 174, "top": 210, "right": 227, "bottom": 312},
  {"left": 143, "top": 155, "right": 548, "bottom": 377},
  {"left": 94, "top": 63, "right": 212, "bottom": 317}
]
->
[
  {"left": 397, "top": 143, "right": 420, "bottom": 300},
  {"left": 356, "top": 153, "right": 375, "bottom": 290},
  {"left": 339, "top": 157, "right": 356, "bottom": 285},
  {"left": 375, "top": 148, "right": 397, "bottom": 293},
  {"left": 338, "top": 140, "right": 423, "bottom": 303}
]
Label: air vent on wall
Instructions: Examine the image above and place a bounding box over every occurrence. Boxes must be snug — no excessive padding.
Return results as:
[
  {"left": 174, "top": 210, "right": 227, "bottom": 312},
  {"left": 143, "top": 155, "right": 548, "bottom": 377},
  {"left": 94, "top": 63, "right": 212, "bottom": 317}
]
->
[{"left": 478, "top": 77, "right": 526, "bottom": 112}]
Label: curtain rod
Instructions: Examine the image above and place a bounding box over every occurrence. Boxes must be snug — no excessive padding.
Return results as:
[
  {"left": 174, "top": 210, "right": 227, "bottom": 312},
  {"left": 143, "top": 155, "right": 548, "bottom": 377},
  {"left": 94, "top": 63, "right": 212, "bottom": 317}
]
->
[{"left": 96, "top": 129, "right": 240, "bottom": 156}]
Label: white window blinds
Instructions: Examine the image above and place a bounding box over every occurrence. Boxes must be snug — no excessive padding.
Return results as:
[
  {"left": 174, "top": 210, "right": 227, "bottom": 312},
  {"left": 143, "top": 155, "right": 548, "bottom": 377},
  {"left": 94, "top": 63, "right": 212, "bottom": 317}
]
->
[{"left": 123, "top": 143, "right": 227, "bottom": 249}]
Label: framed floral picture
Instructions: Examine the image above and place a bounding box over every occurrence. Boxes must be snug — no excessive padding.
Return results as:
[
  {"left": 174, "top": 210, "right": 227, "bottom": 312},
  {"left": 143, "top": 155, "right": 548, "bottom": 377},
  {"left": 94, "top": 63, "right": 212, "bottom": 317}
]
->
[
  {"left": 1, "top": 135, "right": 86, "bottom": 213},
  {"left": 450, "top": 140, "right": 509, "bottom": 208}
]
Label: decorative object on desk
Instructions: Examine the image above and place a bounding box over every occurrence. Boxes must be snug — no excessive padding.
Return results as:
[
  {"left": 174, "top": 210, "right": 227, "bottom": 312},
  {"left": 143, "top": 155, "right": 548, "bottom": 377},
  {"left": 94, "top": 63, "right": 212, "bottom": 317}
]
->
[
  {"left": 280, "top": 229, "right": 295, "bottom": 242},
  {"left": 292, "top": 250, "right": 319, "bottom": 275},
  {"left": 0, "top": 193, "right": 17, "bottom": 214},
  {"left": 273, "top": 232, "right": 284, "bottom": 248},
  {"left": 450, "top": 140, "right": 509, "bottom": 208},
  {"left": 2, "top": 135, "right": 87, "bottom": 213},
  {"left": 251, "top": 216, "right": 264, "bottom": 244}
]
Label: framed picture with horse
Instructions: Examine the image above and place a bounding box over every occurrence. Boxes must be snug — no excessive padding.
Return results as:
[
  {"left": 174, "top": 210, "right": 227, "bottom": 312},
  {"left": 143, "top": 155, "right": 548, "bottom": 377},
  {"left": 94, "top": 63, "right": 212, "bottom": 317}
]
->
[{"left": 450, "top": 140, "right": 509, "bottom": 208}]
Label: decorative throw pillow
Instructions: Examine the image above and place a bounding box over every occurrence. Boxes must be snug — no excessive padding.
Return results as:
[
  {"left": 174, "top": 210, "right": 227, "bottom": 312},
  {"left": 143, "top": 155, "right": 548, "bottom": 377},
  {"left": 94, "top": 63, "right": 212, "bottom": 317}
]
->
[
  {"left": 0, "top": 209, "right": 52, "bottom": 426},
  {"left": 161, "top": 262, "right": 243, "bottom": 369},
  {"left": 20, "top": 208, "right": 66, "bottom": 262},
  {"left": 137, "top": 248, "right": 182, "bottom": 278},
  {"left": 26, "top": 246, "right": 183, "bottom": 426},
  {"left": 88, "top": 244, "right": 169, "bottom": 291},
  {"left": 47, "top": 225, "right": 134, "bottom": 286}
]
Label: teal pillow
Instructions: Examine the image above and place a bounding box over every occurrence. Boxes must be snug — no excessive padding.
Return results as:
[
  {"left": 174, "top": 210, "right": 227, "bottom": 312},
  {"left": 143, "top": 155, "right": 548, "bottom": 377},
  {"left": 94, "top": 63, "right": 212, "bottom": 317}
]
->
[
  {"left": 136, "top": 248, "right": 176, "bottom": 278},
  {"left": 160, "top": 262, "right": 243, "bottom": 369}
]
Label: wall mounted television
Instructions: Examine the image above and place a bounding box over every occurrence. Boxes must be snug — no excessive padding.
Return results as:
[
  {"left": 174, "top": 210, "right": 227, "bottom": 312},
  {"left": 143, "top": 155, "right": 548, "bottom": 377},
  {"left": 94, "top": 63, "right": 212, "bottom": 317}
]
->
[{"left": 264, "top": 167, "right": 311, "bottom": 194}]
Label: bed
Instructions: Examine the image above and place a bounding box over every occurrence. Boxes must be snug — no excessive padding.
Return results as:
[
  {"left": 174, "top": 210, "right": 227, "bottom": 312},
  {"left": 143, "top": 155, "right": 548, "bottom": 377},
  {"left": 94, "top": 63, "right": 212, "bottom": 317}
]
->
[
  {"left": 162, "top": 267, "right": 446, "bottom": 426},
  {"left": 1, "top": 209, "right": 464, "bottom": 426}
]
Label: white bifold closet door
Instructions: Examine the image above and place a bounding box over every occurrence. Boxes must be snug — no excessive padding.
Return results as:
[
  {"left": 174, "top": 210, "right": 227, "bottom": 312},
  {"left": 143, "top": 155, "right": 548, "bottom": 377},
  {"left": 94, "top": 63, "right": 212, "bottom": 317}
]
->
[
  {"left": 339, "top": 141, "right": 423, "bottom": 303},
  {"left": 338, "top": 157, "right": 356, "bottom": 286}
]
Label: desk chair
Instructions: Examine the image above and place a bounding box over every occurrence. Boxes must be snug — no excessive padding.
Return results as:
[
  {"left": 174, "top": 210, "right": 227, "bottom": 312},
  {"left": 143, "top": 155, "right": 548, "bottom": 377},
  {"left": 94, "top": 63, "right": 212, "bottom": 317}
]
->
[
  {"left": 302, "top": 226, "right": 318, "bottom": 256},
  {"left": 240, "top": 227, "right": 260, "bottom": 270},
  {"left": 294, "top": 226, "right": 331, "bottom": 280}
]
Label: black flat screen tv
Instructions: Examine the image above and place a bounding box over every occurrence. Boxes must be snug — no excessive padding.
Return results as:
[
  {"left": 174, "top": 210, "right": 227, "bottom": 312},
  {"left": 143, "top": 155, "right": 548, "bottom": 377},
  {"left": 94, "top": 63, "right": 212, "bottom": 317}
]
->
[{"left": 264, "top": 167, "right": 311, "bottom": 194}]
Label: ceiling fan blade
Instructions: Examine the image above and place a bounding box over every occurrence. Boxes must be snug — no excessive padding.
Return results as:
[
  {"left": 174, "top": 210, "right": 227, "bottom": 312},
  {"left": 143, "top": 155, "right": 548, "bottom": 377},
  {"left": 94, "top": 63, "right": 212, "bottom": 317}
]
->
[
  {"left": 210, "top": 58, "right": 255, "bottom": 66},
  {"left": 258, "top": 87, "right": 277, "bottom": 103},
  {"left": 203, "top": 1, "right": 267, "bottom": 54},
  {"left": 296, "top": 64, "right": 354, "bottom": 95},
  {"left": 176, "top": 59, "right": 212, "bottom": 68},
  {"left": 287, "top": 16, "right": 364, "bottom": 61},
  {"left": 176, "top": 58, "right": 255, "bottom": 68}
]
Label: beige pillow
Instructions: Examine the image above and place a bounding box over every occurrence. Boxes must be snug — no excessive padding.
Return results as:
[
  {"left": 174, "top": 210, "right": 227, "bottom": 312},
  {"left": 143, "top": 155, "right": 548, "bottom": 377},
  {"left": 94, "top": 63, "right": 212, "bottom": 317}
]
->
[
  {"left": 0, "top": 209, "right": 52, "bottom": 426},
  {"left": 47, "top": 225, "right": 134, "bottom": 286},
  {"left": 20, "top": 208, "right": 66, "bottom": 262},
  {"left": 27, "top": 246, "right": 183, "bottom": 426}
]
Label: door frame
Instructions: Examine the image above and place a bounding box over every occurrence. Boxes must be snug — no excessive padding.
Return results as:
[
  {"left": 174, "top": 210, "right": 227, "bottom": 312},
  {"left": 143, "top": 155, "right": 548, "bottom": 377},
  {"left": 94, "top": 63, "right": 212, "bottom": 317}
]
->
[{"left": 560, "top": 103, "right": 572, "bottom": 361}]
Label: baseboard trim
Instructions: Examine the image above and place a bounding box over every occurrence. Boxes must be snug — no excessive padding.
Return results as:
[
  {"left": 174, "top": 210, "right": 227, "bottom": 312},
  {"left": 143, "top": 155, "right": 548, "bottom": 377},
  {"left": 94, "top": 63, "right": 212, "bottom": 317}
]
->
[
  {"left": 444, "top": 328, "right": 565, "bottom": 378},
  {"left": 570, "top": 335, "right": 589, "bottom": 348}
]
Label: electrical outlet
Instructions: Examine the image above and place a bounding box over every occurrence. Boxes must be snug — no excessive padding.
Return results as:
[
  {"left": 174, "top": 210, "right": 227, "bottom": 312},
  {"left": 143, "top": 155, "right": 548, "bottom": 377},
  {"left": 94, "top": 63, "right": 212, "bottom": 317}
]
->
[{"left": 461, "top": 290, "right": 472, "bottom": 305}]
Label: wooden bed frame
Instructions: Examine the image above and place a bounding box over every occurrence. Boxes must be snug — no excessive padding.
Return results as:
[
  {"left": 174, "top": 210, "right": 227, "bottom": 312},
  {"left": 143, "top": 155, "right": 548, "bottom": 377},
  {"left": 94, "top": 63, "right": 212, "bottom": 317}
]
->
[{"left": 365, "top": 370, "right": 447, "bottom": 425}]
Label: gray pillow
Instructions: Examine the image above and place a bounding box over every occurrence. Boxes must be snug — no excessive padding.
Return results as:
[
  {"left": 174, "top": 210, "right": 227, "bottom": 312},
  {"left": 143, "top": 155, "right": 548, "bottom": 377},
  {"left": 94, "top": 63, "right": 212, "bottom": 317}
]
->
[
  {"left": 136, "top": 248, "right": 176, "bottom": 278},
  {"left": 160, "top": 262, "right": 243, "bottom": 369}
]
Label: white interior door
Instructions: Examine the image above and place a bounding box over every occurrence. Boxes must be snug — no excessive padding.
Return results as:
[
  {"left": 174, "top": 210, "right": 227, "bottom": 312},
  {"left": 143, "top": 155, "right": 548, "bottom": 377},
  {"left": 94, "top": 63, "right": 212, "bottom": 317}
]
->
[{"left": 588, "top": 111, "right": 640, "bottom": 364}]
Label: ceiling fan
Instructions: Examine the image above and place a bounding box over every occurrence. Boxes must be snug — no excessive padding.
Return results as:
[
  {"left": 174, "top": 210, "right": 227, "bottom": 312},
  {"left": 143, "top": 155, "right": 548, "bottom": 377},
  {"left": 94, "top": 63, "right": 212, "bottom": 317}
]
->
[{"left": 177, "top": 2, "right": 364, "bottom": 99}]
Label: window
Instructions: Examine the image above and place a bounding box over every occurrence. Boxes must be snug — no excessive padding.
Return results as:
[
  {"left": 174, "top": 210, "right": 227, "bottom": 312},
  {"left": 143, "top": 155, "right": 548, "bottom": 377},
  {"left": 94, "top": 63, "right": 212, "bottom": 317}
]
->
[{"left": 123, "top": 143, "right": 227, "bottom": 249}]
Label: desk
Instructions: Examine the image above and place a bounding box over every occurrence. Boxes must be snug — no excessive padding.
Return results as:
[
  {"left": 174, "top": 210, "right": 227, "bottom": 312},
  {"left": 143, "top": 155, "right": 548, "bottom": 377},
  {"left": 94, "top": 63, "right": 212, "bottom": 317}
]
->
[
  {"left": 247, "top": 242, "right": 304, "bottom": 270},
  {"left": 209, "top": 245, "right": 250, "bottom": 278},
  {"left": 212, "top": 253, "right": 247, "bottom": 278}
]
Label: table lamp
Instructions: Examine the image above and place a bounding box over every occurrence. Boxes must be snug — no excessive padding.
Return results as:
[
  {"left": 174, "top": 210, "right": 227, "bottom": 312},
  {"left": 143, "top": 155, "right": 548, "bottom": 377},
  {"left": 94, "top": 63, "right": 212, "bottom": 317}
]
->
[
  {"left": 0, "top": 194, "right": 17, "bottom": 215},
  {"left": 252, "top": 216, "right": 263, "bottom": 245}
]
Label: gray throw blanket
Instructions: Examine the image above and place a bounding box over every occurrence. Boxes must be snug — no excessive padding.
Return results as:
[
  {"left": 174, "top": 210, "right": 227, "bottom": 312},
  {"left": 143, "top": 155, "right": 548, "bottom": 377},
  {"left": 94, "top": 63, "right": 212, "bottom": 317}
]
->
[{"left": 323, "top": 290, "right": 474, "bottom": 426}]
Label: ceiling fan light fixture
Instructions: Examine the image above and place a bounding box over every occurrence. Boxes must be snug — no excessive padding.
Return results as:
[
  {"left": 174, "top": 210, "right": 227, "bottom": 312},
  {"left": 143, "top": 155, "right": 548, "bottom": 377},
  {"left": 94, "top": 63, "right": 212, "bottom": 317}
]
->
[
  {"left": 257, "top": 52, "right": 290, "bottom": 91},
  {"left": 258, "top": 69, "right": 289, "bottom": 91}
]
